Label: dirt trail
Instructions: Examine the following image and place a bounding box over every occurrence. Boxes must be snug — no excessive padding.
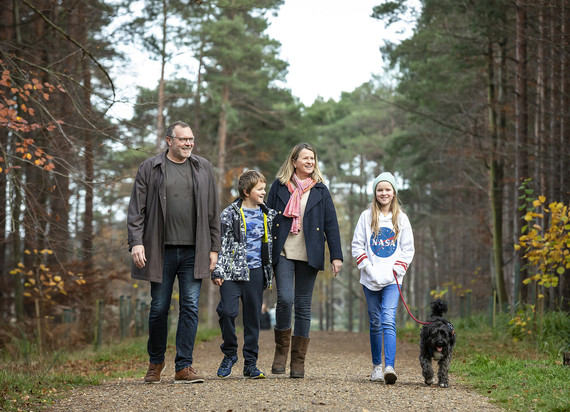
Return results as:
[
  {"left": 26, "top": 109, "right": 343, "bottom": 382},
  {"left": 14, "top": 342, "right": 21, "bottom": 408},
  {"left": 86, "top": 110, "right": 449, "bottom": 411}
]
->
[{"left": 47, "top": 330, "right": 502, "bottom": 411}]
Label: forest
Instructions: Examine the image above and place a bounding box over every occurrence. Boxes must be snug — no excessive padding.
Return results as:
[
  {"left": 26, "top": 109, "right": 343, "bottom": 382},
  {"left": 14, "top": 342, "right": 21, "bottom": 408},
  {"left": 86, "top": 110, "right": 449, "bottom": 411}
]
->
[{"left": 0, "top": 0, "right": 568, "bottom": 351}]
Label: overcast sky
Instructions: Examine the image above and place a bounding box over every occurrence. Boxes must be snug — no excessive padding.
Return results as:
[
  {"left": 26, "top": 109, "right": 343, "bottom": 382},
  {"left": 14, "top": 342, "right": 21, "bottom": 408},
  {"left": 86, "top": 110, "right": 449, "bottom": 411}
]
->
[
  {"left": 109, "top": 1, "right": 415, "bottom": 119},
  {"left": 267, "top": 0, "right": 395, "bottom": 105}
]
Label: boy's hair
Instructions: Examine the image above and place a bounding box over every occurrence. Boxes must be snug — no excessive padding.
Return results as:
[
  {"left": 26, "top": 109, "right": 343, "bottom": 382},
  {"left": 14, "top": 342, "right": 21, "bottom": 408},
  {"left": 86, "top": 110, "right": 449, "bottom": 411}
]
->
[{"left": 238, "top": 170, "right": 266, "bottom": 200}]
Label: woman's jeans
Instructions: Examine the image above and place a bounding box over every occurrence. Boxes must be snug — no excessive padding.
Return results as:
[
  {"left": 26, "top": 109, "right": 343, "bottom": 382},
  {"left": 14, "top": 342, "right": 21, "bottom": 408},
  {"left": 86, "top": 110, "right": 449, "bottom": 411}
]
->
[
  {"left": 216, "top": 267, "right": 264, "bottom": 366},
  {"left": 362, "top": 283, "right": 399, "bottom": 368},
  {"left": 274, "top": 255, "right": 318, "bottom": 338},
  {"left": 148, "top": 246, "right": 202, "bottom": 372}
]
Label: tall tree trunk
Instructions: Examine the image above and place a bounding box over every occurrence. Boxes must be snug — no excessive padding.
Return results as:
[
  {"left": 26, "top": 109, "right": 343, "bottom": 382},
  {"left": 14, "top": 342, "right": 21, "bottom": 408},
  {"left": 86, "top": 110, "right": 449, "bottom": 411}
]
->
[
  {"left": 80, "top": 1, "right": 94, "bottom": 266},
  {"left": 156, "top": 0, "right": 168, "bottom": 149},
  {"left": 193, "top": 36, "right": 206, "bottom": 136},
  {"left": 12, "top": 170, "right": 24, "bottom": 320},
  {"left": 559, "top": 0, "right": 570, "bottom": 311},
  {"left": 206, "top": 82, "right": 230, "bottom": 329},
  {"left": 0, "top": 0, "right": 14, "bottom": 311},
  {"left": 487, "top": 41, "right": 507, "bottom": 309},
  {"left": 0, "top": 129, "right": 8, "bottom": 317},
  {"left": 347, "top": 183, "right": 354, "bottom": 332},
  {"left": 558, "top": 0, "right": 570, "bottom": 206},
  {"left": 327, "top": 277, "right": 335, "bottom": 330},
  {"left": 498, "top": 27, "right": 509, "bottom": 306},
  {"left": 515, "top": 0, "right": 529, "bottom": 304},
  {"left": 548, "top": 0, "right": 560, "bottom": 204},
  {"left": 535, "top": 2, "right": 546, "bottom": 199},
  {"left": 216, "top": 83, "right": 230, "bottom": 205}
]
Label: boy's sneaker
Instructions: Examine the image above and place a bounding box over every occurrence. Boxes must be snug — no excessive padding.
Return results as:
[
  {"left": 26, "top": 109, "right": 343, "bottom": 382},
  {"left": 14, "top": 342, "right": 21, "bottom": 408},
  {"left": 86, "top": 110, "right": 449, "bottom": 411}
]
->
[
  {"left": 370, "top": 364, "right": 384, "bottom": 382},
  {"left": 243, "top": 364, "right": 266, "bottom": 379},
  {"left": 384, "top": 365, "right": 397, "bottom": 384},
  {"left": 217, "top": 355, "right": 238, "bottom": 378},
  {"left": 144, "top": 362, "right": 165, "bottom": 383}
]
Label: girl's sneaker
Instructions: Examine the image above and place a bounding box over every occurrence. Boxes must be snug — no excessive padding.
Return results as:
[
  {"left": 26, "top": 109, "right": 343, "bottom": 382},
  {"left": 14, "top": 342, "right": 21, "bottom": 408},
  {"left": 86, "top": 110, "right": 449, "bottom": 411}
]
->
[
  {"left": 384, "top": 365, "right": 397, "bottom": 384},
  {"left": 370, "top": 364, "right": 384, "bottom": 382}
]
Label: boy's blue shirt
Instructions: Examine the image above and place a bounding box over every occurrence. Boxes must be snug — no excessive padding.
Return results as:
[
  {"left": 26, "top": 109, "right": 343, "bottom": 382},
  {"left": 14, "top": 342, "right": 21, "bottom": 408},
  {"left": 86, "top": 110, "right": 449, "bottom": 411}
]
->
[{"left": 242, "top": 207, "right": 264, "bottom": 269}]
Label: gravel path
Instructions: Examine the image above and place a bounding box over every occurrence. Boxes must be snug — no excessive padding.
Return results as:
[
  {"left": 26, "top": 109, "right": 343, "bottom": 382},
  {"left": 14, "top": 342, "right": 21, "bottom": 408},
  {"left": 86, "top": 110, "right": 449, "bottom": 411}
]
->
[{"left": 47, "top": 330, "right": 502, "bottom": 411}]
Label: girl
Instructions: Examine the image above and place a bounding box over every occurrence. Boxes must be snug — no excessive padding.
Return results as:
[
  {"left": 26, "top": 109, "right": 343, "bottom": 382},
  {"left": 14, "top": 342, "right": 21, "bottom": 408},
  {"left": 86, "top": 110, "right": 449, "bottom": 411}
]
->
[{"left": 351, "top": 172, "right": 414, "bottom": 384}]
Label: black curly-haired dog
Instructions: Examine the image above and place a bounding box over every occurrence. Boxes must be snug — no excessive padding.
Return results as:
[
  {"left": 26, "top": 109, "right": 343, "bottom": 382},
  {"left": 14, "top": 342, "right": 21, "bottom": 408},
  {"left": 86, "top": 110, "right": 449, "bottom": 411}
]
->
[{"left": 419, "top": 299, "right": 456, "bottom": 388}]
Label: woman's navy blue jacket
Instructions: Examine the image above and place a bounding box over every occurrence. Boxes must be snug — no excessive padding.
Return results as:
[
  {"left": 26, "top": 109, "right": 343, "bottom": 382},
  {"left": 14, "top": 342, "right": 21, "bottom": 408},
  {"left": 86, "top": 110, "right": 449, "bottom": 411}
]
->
[{"left": 266, "top": 179, "right": 343, "bottom": 271}]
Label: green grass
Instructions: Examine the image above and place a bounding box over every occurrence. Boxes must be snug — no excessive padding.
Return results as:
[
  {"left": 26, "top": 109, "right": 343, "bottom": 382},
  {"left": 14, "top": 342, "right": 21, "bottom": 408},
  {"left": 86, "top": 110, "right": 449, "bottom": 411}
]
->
[
  {"left": 0, "top": 327, "right": 220, "bottom": 412},
  {"left": 400, "top": 311, "right": 570, "bottom": 411}
]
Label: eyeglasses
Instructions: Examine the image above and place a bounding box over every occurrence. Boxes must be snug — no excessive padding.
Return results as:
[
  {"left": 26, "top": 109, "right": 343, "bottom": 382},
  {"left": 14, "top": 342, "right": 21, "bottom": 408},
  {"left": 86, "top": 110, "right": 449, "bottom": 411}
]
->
[{"left": 168, "top": 136, "right": 195, "bottom": 144}]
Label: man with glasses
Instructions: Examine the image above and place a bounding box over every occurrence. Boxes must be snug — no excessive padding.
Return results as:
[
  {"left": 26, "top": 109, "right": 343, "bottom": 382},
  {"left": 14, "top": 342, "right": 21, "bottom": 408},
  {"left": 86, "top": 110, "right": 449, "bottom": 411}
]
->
[{"left": 128, "top": 120, "right": 221, "bottom": 383}]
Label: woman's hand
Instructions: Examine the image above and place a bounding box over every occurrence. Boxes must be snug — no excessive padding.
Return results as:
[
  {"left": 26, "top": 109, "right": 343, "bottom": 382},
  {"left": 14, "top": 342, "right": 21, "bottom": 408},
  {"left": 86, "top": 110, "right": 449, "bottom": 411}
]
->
[{"left": 331, "top": 259, "right": 343, "bottom": 277}]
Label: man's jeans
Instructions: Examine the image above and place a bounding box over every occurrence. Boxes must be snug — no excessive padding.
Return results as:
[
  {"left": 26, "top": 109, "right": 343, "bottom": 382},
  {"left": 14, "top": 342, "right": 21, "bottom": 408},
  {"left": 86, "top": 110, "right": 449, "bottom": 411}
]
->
[
  {"left": 148, "top": 246, "right": 202, "bottom": 372},
  {"left": 274, "top": 255, "right": 318, "bottom": 338},
  {"left": 362, "top": 283, "right": 399, "bottom": 368}
]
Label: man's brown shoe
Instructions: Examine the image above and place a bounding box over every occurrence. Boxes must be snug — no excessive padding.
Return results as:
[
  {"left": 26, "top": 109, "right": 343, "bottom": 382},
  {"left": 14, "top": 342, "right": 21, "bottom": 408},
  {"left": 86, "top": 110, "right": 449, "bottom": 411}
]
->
[
  {"left": 144, "top": 362, "right": 165, "bottom": 383},
  {"left": 174, "top": 366, "right": 205, "bottom": 383}
]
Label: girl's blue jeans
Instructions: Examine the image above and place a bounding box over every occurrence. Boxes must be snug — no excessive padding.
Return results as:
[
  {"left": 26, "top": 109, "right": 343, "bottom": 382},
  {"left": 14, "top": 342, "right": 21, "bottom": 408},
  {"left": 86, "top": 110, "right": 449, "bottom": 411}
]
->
[
  {"left": 274, "top": 255, "right": 318, "bottom": 338},
  {"left": 362, "top": 283, "right": 399, "bottom": 368}
]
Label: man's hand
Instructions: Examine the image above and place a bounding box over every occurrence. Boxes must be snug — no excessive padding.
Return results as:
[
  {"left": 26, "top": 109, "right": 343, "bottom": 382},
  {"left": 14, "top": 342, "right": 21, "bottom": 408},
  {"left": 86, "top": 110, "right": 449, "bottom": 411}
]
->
[
  {"left": 209, "top": 251, "right": 218, "bottom": 272},
  {"left": 131, "top": 245, "right": 146, "bottom": 269},
  {"left": 212, "top": 278, "right": 223, "bottom": 286}
]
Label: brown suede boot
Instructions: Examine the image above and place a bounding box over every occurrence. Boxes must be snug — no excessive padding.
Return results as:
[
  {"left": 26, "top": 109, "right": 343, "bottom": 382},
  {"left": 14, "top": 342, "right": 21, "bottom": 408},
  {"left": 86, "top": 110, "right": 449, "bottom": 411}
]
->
[
  {"left": 290, "top": 335, "right": 310, "bottom": 378},
  {"left": 271, "top": 328, "right": 291, "bottom": 374}
]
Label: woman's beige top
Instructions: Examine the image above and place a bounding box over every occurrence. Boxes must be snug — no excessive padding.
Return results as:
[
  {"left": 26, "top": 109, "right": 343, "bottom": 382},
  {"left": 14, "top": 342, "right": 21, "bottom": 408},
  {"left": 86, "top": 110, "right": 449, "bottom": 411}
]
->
[{"left": 281, "top": 189, "right": 310, "bottom": 262}]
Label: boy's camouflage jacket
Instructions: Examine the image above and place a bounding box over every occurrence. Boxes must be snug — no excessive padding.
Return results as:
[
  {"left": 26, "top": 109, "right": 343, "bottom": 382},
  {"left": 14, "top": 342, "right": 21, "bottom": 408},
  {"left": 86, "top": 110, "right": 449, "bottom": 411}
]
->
[{"left": 212, "top": 199, "right": 276, "bottom": 289}]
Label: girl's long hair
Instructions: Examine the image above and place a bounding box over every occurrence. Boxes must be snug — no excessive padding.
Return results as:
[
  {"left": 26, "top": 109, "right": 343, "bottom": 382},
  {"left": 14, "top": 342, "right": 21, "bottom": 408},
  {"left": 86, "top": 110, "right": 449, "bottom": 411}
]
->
[
  {"left": 276, "top": 142, "right": 324, "bottom": 184},
  {"left": 371, "top": 194, "right": 403, "bottom": 240}
]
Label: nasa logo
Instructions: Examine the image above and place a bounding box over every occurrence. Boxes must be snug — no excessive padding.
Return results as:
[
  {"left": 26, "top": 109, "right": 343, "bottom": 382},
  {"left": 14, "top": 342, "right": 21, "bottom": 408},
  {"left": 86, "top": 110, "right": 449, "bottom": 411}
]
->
[{"left": 370, "top": 227, "right": 397, "bottom": 258}]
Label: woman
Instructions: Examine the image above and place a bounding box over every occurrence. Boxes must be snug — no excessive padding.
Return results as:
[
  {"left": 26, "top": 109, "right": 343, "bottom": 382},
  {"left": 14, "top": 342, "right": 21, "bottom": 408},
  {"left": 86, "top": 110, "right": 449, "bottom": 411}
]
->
[{"left": 266, "top": 142, "right": 343, "bottom": 379}]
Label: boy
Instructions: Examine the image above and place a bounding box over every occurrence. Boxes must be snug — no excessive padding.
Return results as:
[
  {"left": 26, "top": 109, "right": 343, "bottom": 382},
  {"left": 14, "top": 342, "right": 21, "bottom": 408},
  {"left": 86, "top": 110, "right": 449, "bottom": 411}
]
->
[{"left": 212, "top": 170, "right": 276, "bottom": 379}]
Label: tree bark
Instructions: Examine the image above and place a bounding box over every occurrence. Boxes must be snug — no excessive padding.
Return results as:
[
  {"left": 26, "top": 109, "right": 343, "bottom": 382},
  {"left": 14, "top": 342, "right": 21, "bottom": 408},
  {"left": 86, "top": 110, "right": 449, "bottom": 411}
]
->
[
  {"left": 515, "top": 0, "right": 529, "bottom": 304},
  {"left": 156, "top": 0, "right": 168, "bottom": 149},
  {"left": 80, "top": 1, "right": 94, "bottom": 266},
  {"left": 487, "top": 40, "right": 508, "bottom": 309}
]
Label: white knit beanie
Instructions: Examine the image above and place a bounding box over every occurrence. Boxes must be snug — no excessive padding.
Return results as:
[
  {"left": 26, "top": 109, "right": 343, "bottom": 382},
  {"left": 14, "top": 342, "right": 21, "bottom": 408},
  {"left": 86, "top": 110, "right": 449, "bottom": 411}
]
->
[{"left": 372, "top": 172, "right": 397, "bottom": 194}]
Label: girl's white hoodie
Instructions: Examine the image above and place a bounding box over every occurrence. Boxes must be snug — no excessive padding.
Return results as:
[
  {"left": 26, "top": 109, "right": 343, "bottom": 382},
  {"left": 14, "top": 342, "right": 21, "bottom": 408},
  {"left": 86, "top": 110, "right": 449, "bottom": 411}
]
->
[{"left": 351, "top": 208, "right": 415, "bottom": 291}]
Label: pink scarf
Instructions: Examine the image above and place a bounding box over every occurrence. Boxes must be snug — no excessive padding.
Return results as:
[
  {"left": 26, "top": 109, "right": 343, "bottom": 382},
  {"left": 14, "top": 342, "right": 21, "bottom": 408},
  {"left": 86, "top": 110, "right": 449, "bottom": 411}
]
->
[{"left": 283, "top": 174, "right": 316, "bottom": 234}]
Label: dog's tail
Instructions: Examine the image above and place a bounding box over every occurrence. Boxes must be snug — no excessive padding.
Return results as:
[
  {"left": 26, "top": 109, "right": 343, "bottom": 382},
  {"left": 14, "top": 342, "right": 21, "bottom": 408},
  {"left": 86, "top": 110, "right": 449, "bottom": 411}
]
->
[{"left": 430, "top": 298, "right": 448, "bottom": 317}]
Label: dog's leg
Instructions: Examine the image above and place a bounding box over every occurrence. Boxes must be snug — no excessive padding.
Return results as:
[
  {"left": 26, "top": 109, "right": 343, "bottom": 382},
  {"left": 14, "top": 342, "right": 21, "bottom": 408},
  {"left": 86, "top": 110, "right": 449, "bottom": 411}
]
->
[
  {"left": 437, "top": 355, "right": 451, "bottom": 388},
  {"left": 419, "top": 354, "right": 434, "bottom": 386}
]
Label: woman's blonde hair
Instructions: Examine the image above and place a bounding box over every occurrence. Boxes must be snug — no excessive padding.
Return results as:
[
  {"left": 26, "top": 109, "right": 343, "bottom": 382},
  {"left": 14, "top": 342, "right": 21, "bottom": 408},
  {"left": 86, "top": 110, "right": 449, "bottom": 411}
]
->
[
  {"left": 276, "top": 142, "right": 324, "bottom": 184},
  {"left": 370, "top": 192, "right": 403, "bottom": 240}
]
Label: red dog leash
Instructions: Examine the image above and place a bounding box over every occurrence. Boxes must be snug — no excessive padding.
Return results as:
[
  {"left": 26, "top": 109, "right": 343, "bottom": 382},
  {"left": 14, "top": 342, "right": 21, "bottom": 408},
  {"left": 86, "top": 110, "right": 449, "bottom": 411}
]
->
[{"left": 393, "top": 270, "right": 431, "bottom": 325}]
